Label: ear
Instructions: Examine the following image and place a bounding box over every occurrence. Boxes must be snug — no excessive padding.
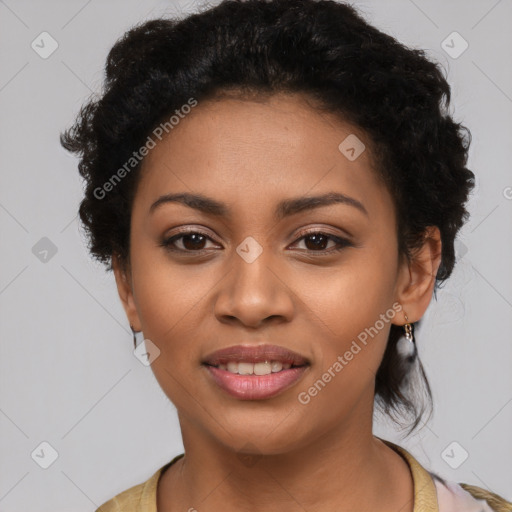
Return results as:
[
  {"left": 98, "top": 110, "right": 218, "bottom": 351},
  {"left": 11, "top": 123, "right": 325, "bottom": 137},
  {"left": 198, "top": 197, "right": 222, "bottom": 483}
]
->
[
  {"left": 393, "top": 226, "right": 442, "bottom": 324},
  {"left": 112, "top": 252, "right": 142, "bottom": 331}
]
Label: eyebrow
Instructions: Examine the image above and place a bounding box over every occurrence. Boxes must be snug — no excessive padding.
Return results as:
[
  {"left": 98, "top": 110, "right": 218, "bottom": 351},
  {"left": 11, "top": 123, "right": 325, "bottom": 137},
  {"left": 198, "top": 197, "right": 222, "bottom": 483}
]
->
[{"left": 149, "top": 191, "right": 368, "bottom": 219}]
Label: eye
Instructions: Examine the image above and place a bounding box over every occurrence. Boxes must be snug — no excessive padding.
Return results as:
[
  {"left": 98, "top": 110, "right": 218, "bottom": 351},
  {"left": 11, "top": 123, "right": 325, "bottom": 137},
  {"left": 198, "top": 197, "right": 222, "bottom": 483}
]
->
[
  {"left": 160, "top": 229, "right": 353, "bottom": 255},
  {"left": 290, "top": 230, "right": 353, "bottom": 254},
  {"left": 160, "top": 230, "right": 219, "bottom": 253}
]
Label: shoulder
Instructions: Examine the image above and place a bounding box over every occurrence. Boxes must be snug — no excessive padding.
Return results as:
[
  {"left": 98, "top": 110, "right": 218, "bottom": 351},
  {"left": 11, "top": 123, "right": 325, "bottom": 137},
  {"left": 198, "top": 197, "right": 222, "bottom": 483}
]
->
[
  {"left": 94, "top": 455, "right": 184, "bottom": 512},
  {"left": 95, "top": 479, "right": 147, "bottom": 512},
  {"left": 95, "top": 470, "right": 161, "bottom": 512},
  {"left": 433, "top": 475, "right": 512, "bottom": 512},
  {"left": 379, "top": 438, "right": 511, "bottom": 512}
]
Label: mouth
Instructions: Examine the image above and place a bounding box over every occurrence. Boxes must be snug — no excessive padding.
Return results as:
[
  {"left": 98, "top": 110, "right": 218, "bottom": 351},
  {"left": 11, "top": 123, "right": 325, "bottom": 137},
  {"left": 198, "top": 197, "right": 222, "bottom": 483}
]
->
[{"left": 202, "top": 344, "right": 310, "bottom": 400}]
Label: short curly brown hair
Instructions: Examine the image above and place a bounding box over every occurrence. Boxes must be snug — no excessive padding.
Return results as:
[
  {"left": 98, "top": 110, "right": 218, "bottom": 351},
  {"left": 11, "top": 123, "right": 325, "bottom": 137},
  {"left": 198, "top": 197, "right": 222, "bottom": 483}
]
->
[{"left": 60, "top": 0, "right": 475, "bottom": 434}]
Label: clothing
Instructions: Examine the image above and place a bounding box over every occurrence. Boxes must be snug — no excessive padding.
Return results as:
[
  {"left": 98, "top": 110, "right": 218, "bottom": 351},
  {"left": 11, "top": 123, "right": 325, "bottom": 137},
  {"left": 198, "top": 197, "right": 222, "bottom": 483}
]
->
[{"left": 95, "top": 439, "right": 512, "bottom": 512}]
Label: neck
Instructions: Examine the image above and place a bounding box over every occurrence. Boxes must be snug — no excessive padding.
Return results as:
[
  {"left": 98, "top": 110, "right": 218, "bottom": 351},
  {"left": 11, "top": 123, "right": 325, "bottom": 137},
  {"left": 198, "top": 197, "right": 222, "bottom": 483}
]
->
[{"left": 158, "top": 407, "right": 414, "bottom": 512}]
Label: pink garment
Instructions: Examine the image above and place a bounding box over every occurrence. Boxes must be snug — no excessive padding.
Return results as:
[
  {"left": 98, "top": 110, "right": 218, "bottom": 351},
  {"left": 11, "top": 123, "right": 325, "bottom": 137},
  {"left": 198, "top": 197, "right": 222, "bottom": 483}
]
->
[{"left": 434, "top": 478, "right": 496, "bottom": 512}]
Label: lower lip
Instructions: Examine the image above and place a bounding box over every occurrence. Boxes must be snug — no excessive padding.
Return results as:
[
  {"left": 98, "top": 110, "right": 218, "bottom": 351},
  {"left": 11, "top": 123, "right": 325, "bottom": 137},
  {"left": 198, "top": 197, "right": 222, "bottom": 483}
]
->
[{"left": 205, "top": 365, "right": 309, "bottom": 400}]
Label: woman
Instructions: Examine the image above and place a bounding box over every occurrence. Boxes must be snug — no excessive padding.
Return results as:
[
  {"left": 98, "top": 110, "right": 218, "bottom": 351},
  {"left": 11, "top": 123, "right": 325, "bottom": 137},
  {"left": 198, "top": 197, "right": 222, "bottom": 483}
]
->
[{"left": 60, "top": 0, "right": 512, "bottom": 510}]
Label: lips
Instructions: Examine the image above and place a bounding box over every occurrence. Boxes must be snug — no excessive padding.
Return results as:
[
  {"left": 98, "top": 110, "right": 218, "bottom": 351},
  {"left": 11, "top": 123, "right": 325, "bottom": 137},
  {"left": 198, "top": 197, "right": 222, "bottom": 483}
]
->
[{"left": 202, "top": 344, "right": 310, "bottom": 400}]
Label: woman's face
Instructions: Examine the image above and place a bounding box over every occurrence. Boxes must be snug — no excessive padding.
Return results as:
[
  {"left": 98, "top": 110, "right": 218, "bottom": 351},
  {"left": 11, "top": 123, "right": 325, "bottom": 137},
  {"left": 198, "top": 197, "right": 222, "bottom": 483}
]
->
[{"left": 115, "top": 93, "right": 414, "bottom": 454}]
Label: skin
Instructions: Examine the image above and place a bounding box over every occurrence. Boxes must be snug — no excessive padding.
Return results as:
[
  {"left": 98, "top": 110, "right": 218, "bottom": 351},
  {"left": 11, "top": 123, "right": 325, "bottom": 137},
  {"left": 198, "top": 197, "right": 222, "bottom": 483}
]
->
[{"left": 113, "top": 92, "right": 442, "bottom": 512}]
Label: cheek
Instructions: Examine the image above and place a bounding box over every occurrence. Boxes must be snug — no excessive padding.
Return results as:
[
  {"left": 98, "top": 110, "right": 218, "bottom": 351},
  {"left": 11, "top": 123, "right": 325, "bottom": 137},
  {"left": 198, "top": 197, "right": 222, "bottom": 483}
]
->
[
  {"left": 293, "top": 246, "right": 399, "bottom": 399},
  {"left": 129, "top": 259, "right": 206, "bottom": 405},
  {"left": 293, "top": 269, "right": 394, "bottom": 427},
  {"left": 298, "top": 248, "right": 398, "bottom": 339},
  {"left": 131, "top": 249, "right": 212, "bottom": 338}
]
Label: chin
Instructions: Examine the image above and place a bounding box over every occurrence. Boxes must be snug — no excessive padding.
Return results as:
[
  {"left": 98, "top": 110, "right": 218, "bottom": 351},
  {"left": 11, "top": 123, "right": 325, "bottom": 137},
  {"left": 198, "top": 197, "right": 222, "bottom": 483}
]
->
[{"left": 207, "top": 412, "right": 313, "bottom": 456}]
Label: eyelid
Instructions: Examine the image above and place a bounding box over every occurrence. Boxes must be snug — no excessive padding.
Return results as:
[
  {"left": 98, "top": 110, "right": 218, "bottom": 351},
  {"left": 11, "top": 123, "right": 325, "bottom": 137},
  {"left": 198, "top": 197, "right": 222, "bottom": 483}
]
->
[
  {"left": 163, "top": 225, "right": 219, "bottom": 240},
  {"left": 292, "top": 225, "right": 353, "bottom": 242},
  {"left": 162, "top": 226, "right": 221, "bottom": 250}
]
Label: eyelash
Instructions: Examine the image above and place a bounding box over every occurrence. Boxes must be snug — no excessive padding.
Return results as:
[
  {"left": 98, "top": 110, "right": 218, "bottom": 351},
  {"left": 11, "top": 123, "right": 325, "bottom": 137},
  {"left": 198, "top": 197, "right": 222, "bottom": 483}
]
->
[{"left": 159, "top": 228, "right": 353, "bottom": 255}]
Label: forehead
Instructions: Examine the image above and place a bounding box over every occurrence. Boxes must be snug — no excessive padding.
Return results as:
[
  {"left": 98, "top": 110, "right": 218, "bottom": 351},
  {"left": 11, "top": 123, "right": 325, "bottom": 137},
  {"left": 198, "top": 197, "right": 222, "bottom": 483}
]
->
[{"left": 134, "top": 92, "right": 392, "bottom": 221}]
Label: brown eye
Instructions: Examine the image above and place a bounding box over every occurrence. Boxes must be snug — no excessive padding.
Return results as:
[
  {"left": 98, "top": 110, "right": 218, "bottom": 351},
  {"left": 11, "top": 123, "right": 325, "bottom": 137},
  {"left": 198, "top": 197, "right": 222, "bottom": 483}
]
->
[
  {"left": 161, "top": 230, "right": 218, "bottom": 253},
  {"left": 291, "top": 231, "right": 353, "bottom": 253},
  {"left": 303, "top": 233, "right": 331, "bottom": 250},
  {"left": 181, "top": 233, "right": 207, "bottom": 250}
]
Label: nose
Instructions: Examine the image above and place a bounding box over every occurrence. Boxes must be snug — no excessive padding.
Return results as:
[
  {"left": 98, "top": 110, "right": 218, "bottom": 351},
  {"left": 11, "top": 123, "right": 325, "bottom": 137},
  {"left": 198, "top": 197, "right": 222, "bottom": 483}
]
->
[{"left": 213, "top": 244, "right": 295, "bottom": 329}]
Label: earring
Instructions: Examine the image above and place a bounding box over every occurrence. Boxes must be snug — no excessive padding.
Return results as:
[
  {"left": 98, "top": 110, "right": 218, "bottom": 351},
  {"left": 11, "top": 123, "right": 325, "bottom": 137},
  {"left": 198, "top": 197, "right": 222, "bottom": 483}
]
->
[
  {"left": 397, "top": 314, "right": 416, "bottom": 359},
  {"left": 403, "top": 314, "right": 415, "bottom": 344}
]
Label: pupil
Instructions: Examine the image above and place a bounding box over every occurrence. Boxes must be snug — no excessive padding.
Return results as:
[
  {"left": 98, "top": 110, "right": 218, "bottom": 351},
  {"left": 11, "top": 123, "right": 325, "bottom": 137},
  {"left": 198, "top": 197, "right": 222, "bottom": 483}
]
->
[
  {"left": 183, "top": 233, "right": 205, "bottom": 250},
  {"left": 305, "top": 234, "right": 327, "bottom": 250}
]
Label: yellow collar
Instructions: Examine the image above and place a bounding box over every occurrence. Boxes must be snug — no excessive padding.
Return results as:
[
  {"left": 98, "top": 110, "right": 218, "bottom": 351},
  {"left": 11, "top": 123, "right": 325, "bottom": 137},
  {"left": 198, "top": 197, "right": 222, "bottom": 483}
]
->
[{"left": 382, "top": 439, "right": 439, "bottom": 512}]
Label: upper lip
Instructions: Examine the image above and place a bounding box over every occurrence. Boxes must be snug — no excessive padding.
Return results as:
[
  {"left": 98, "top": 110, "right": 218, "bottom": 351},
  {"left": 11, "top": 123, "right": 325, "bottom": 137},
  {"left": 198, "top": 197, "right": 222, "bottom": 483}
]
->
[{"left": 202, "top": 344, "right": 309, "bottom": 366}]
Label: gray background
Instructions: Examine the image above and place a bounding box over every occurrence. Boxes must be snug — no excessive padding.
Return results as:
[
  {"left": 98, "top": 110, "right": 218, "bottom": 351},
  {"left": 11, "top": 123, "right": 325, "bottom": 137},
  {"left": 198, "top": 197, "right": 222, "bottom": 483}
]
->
[{"left": 0, "top": 0, "right": 511, "bottom": 510}]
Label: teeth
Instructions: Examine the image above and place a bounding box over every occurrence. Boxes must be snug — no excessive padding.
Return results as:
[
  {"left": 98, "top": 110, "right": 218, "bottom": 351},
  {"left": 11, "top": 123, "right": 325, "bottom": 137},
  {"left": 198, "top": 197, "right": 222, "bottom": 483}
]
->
[
  {"left": 238, "top": 362, "right": 254, "bottom": 375},
  {"left": 271, "top": 361, "right": 283, "bottom": 373},
  {"left": 254, "top": 362, "right": 272, "bottom": 375},
  {"left": 218, "top": 361, "right": 296, "bottom": 375},
  {"left": 227, "top": 362, "right": 238, "bottom": 373}
]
